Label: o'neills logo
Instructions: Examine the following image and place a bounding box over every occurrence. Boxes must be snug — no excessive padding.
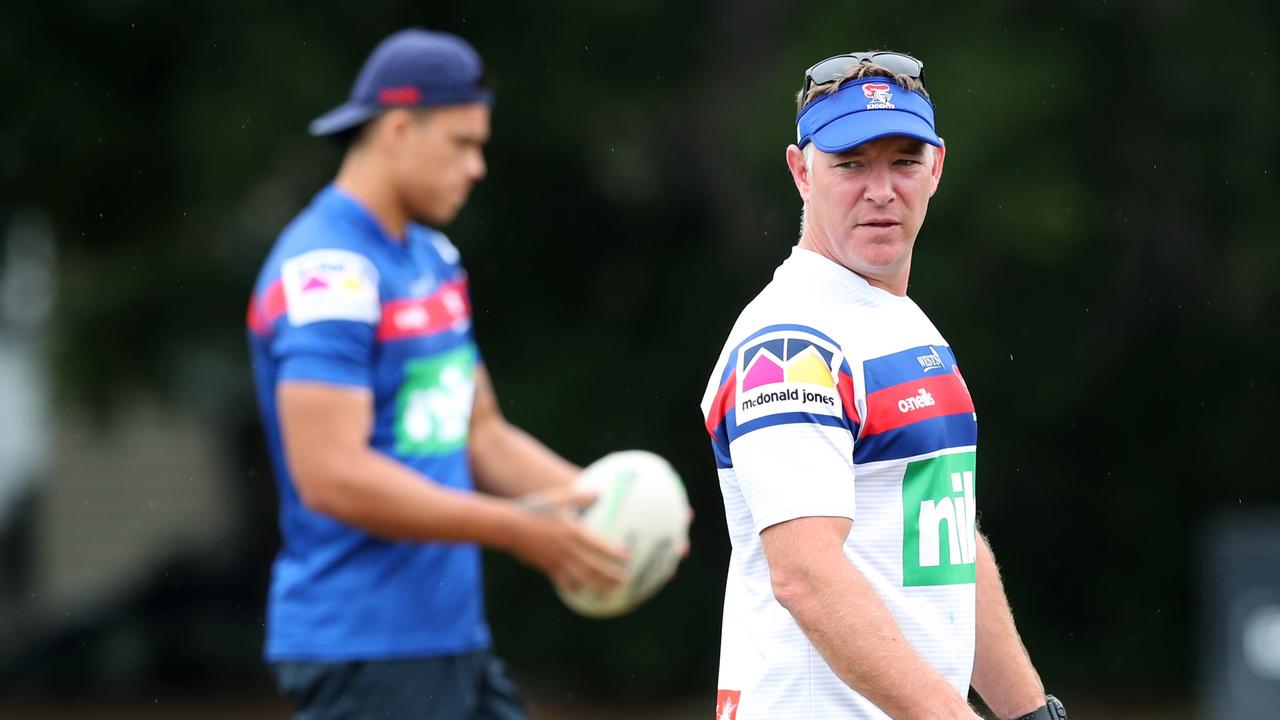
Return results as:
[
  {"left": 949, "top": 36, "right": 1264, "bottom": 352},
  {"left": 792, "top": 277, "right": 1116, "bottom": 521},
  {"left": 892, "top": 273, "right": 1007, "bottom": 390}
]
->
[
  {"left": 862, "top": 82, "right": 895, "bottom": 110},
  {"left": 898, "top": 388, "right": 936, "bottom": 413},
  {"left": 741, "top": 387, "right": 834, "bottom": 409}
]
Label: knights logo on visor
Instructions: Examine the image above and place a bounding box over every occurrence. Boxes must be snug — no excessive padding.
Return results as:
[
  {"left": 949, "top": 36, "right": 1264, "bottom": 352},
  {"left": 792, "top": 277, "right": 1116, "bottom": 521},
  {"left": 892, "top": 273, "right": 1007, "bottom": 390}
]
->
[{"left": 863, "top": 83, "right": 895, "bottom": 110}]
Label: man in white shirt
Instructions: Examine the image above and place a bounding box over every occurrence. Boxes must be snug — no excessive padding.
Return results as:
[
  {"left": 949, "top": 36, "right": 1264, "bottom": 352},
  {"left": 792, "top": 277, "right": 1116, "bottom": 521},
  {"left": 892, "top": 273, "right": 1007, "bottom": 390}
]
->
[{"left": 700, "top": 51, "right": 1066, "bottom": 720}]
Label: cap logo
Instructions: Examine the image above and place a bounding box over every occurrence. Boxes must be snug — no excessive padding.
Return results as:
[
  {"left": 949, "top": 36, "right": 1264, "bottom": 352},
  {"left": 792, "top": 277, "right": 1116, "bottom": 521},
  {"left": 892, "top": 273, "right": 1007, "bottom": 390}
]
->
[
  {"left": 862, "top": 83, "right": 895, "bottom": 110},
  {"left": 377, "top": 86, "right": 423, "bottom": 105}
]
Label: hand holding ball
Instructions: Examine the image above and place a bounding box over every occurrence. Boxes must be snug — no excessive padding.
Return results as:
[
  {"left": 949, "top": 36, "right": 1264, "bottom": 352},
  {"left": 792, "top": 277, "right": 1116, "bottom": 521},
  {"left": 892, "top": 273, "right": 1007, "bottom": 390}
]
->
[{"left": 557, "top": 451, "right": 691, "bottom": 618}]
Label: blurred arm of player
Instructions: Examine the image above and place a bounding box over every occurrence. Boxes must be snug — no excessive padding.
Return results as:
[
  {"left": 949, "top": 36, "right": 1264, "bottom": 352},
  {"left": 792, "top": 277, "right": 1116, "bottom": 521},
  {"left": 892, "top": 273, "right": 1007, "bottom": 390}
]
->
[
  {"left": 971, "top": 533, "right": 1047, "bottom": 718},
  {"left": 277, "top": 380, "right": 626, "bottom": 592},
  {"left": 762, "top": 516, "right": 982, "bottom": 720}
]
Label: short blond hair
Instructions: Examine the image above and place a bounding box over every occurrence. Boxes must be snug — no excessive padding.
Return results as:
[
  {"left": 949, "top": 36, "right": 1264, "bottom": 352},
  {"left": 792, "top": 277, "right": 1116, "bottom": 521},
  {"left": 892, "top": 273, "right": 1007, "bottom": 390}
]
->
[{"left": 795, "top": 61, "right": 929, "bottom": 113}]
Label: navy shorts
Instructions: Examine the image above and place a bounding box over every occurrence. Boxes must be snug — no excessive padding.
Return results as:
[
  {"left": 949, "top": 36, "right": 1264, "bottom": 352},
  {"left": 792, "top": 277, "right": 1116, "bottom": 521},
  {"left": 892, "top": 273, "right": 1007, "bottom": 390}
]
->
[{"left": 271, "top": 650, "right": 527, "bottom": 720}]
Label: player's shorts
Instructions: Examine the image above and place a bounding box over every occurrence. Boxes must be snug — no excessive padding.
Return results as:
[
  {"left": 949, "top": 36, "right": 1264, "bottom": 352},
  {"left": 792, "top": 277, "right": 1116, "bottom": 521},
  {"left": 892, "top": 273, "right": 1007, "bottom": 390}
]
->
[{"left": 271, "top": 650, "right": 526, "bottom": 720}]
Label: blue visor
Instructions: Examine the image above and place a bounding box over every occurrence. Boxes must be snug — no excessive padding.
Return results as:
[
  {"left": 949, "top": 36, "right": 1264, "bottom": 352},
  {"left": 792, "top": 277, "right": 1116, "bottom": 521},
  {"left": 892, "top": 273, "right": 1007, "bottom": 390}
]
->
[{"left": 796, "top": 77, "right": 941, "bottom": 152}]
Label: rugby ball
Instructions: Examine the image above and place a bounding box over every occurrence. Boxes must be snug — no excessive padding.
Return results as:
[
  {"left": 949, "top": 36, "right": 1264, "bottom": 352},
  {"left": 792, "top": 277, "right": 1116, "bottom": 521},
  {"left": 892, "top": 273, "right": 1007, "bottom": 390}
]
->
[{"left": 557, "top": 450, "right": 690, "bottom": 618}]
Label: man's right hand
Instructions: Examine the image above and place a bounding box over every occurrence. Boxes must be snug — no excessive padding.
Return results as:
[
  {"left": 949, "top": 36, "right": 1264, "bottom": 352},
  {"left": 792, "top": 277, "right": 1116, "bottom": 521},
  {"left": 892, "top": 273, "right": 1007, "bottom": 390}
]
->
[{"left": 508, "top": 485, "right": 630, "bottom": 593}]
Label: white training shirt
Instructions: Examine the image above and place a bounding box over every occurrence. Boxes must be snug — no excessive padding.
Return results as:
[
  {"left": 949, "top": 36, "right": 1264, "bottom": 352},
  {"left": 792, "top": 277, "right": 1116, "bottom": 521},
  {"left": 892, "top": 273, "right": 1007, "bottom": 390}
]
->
[{"left": 701, "top": 247, "right": 979, "bottom": 720}]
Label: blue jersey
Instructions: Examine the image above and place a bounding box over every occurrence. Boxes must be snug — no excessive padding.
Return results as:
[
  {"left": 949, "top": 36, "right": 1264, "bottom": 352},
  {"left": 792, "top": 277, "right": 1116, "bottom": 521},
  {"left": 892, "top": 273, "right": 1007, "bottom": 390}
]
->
[{"left": 247, "top": 186, "right": 490, "bottom": 661}]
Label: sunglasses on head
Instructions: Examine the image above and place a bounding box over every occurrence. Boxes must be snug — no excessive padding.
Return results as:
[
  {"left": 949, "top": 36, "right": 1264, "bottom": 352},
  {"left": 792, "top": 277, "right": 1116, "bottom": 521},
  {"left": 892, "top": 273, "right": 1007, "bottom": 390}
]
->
[{"left": 801, "top": 51, "right": 926, "bottom": 98}]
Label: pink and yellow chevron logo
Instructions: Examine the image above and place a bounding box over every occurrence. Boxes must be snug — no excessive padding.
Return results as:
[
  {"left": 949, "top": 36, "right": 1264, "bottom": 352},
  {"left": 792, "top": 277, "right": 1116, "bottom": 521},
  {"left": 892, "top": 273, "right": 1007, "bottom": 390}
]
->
[
  {"left": 740, "top": 336, "right": 836, "bottom": 392},
  {"left": 299, "top": 263, "right": 368, "bottom": 294}
]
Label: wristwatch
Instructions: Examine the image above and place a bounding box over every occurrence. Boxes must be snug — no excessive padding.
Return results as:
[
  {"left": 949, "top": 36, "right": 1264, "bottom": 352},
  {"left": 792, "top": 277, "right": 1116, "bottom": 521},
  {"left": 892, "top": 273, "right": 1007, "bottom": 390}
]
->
[{"left": 1012, "top": 694, "right": 1066, "bottom": 720}]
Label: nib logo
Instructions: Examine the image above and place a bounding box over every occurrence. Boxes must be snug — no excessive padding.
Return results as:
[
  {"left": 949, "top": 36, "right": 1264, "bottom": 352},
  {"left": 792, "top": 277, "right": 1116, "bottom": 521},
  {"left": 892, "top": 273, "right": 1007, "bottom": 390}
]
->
[
  {"left": 902, "top": 452, "right": 977, "bottom": 587},
  {"left": 716, "top": 690, "right": 741, "bottom": 720}
]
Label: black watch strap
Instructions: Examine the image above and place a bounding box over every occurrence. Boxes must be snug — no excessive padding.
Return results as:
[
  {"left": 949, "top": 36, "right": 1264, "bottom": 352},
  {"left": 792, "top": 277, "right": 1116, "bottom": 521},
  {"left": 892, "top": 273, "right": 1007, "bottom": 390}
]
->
[{"left": 1012, "top": 694, "right": 1066, "bottom": 720}]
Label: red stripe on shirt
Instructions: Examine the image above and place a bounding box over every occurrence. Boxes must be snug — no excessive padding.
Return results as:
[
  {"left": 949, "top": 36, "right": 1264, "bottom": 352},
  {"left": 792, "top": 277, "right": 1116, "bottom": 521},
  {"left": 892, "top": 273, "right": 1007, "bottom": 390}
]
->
[
  {"left": 246, "top": 279, "right": 287, "bottom": 335},
  {"left": 704, "top": 369, "right": 738, "bottom": 436},
  {"left": 837, "top": 370, "right": 861, "bottom": 427},
  {"left": 377, "top": 279, "right": 471, "bottom": 342},
  {"left": 861, "top": 373, "right": 974, "bottom": 436}
]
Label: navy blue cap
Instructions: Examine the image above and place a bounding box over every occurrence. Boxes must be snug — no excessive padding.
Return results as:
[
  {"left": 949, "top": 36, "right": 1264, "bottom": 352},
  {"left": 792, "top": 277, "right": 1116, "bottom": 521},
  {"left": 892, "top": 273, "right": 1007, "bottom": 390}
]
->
[
  {"left": 796, "top": 77, "right": 941, "bottom": 153},
  {"left": 309, "top": 28, "right": 493, "bottom": 136}
]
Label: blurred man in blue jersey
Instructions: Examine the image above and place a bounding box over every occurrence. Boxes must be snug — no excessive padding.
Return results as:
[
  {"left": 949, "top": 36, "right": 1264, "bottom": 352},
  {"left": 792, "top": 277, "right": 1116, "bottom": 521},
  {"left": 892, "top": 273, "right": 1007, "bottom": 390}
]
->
[{"left": 246, "top": 28, "right": 627, "bottom": 720}]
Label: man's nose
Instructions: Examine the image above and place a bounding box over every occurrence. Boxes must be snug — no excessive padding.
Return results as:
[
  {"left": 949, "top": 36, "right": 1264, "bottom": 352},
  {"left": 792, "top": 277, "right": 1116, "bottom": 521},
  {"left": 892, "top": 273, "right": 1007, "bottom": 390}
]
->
[{"left": 863, "top": 165, "right": 894, "bottom": 205}]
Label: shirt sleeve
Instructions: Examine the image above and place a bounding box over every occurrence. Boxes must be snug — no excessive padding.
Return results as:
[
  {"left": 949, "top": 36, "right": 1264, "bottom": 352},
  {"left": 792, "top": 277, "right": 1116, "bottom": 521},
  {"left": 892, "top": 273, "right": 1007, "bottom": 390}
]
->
[
  {"left": 721, "top": 325, "right": 860, "bottom": 534},
  {"left": 270, "top": 248, "right": 381, "bottom": 389}
]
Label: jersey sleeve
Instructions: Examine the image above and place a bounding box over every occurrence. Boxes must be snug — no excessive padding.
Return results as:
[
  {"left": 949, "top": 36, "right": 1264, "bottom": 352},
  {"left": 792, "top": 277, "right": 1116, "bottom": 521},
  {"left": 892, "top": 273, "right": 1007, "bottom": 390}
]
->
[
  {"left": 271, "top": 248, "right": 381, "bottom": 389},
  {"left": 707, "top": 324, "right": 861, "bottom": 534}
]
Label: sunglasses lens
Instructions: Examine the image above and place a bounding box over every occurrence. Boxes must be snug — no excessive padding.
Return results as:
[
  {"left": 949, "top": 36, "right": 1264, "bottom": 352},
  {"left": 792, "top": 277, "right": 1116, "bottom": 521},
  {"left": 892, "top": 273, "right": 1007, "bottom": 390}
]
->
[
  {"left": 869, "top": 53, "right": 923, "bottom": 79},
  {"left": 806, "top": 55, "right": 861, "bottom": 88},
  {"left": 803, "top": 52, "right": 925, "bottom": 97}
]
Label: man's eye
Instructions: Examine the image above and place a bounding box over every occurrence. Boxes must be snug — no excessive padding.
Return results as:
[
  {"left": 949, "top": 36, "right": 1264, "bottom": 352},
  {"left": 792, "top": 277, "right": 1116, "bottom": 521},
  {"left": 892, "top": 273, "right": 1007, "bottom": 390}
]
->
[{"left": 894, "top": 158, "right": 921, "bottom": 166}]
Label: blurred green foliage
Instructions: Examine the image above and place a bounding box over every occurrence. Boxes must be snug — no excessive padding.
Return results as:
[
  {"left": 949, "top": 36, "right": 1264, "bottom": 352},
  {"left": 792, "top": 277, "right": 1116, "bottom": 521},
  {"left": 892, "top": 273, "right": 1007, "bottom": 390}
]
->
[{"left": 2, "top": 0, "right": 1278, "bottom": 708}]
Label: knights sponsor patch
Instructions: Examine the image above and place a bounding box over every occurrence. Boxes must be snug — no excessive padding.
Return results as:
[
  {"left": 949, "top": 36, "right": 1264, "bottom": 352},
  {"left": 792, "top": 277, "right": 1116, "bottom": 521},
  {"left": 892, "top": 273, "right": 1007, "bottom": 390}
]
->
[
  {"left": 281, "top": 249, "right": 381, "bottom": 326},
  {"left": 735, "top": 328, "right": 845, "bottom": 425}
]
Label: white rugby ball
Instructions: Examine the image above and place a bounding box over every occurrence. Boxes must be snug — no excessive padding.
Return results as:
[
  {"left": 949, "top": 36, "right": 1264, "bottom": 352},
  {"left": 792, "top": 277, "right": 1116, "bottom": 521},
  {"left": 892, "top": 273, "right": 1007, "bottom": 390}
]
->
[{"left": 557, "top": 450, "right": 690, "bottom": 618}]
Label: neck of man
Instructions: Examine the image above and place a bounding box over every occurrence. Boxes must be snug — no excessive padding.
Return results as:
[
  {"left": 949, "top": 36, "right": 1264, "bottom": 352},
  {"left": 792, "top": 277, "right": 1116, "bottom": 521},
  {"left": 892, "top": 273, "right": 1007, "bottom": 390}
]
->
[
  {"left": 333, "top": 150, "right": 410, "bottom": 242},
  {"left": 796, "top": 230, "right": 911, "bottom": 297}
]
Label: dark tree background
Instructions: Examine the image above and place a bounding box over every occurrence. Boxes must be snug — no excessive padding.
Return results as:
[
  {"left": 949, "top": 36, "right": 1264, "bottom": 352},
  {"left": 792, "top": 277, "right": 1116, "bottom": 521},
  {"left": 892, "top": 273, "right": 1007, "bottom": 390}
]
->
[{"left": 1, "top": 0, "right": 1277, "bottom": 713}]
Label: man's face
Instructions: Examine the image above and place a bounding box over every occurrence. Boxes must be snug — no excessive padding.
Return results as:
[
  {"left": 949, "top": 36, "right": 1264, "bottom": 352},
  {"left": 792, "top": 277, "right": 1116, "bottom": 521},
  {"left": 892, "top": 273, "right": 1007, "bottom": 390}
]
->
[
  {"left": 788, "top": 135, "right": 945, "bottom": 292},
  {"left": 390, "top": 103, "right": 490, "bottom": 226}
]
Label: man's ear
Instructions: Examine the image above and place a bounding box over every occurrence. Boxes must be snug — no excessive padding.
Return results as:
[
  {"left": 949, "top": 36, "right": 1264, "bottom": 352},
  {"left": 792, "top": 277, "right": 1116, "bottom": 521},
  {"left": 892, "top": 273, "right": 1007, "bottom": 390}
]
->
[
  {"left": 785, "top": 144, "right": 811, "bottom": 204},
  {"left": 371, "top": 108, "right": 415, "bottom": 150},
  {"left": 928, "top": 142, "right": 946, "bottom": 197}
]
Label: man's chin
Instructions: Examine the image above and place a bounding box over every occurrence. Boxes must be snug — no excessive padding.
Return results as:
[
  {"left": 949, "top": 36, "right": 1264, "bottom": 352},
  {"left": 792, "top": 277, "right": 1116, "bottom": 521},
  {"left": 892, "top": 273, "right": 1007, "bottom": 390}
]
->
[
  {"left": 852, "top": 249, "right": 909, "bottom": 268},
  {"left": 843, "top": 248, "right": 912, "bottom": 277},
  {"left": 415, "top": 206, "right": 461, "bottom": 228}
]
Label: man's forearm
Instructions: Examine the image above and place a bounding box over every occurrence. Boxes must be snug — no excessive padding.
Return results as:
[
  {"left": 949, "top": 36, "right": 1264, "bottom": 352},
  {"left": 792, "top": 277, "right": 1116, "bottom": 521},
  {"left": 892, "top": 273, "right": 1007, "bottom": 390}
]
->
[
  {"left": 469, "top": 415, "right": 579, "bottom": 497},
  {"left": 278, "top": 381, "right": 532, "bottom": 546},
  {"left": 972, "top": 533, "right": 1046, "bottom": 718},
  {"left": 766, "top": 518, "right": 977, "bottom": 720},
  {"left": 300, "top": 442, "right": 529, "bottom": 548}
]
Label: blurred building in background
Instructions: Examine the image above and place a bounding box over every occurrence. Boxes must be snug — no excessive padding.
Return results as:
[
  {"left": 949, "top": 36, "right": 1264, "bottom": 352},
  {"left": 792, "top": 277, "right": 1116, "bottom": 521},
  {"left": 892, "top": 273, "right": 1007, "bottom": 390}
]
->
[
  {"left": 0, "top": 213, "right": 254, "bottom": 700},
  {"left": 0, "top": 212, "right": 55, "bottom": 618}
]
